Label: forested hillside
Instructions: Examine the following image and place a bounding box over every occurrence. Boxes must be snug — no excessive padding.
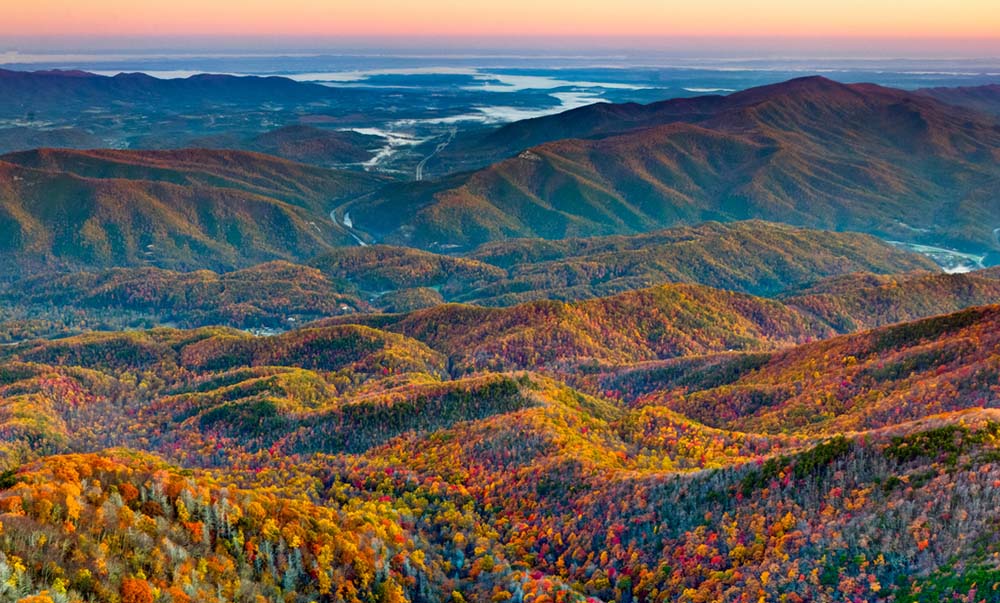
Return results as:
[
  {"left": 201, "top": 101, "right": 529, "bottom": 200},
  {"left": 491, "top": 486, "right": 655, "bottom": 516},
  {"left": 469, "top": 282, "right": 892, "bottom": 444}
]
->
[
  {"left": 0, "top": 300, "right": 999, "bottom": 601},
  {"left": 0, "top": 221, "right": 945, "bottom": 338},
  {"left": 0, "top": 148, "right": 384, "bottom": 275}
]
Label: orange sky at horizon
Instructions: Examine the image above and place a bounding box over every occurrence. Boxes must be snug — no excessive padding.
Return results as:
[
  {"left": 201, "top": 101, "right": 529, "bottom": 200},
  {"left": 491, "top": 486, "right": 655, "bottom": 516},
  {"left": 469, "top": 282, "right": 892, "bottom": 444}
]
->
[{"left": 4, "top": 0, "right": 1000, "bottom": 40}]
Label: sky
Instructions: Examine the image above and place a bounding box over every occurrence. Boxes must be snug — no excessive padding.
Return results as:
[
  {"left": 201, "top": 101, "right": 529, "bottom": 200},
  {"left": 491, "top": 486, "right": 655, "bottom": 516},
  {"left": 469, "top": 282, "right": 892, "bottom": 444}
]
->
[{"left": 3, "top": 0, "right": 1000, "bottom": 43}]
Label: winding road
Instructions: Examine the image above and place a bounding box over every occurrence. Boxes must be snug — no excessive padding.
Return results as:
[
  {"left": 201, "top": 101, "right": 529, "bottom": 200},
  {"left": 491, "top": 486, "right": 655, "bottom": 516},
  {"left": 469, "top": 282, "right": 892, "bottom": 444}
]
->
[
  {"left": 330, "top": 208, "right": 369, "bottom": 247},
  {"left": 416, "top": 127, "right": 456, "bottom": 181},
  {"left": 326, "top": 128, "right": 456, "bottom": 249}
]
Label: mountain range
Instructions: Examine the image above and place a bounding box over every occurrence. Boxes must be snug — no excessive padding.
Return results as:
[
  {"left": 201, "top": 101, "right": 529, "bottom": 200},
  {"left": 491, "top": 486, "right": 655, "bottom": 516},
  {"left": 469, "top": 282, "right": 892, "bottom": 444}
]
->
[
  {"left": 0, "top": 71, "right": 999, "bottom": 603},
  {"left": 349, "top": 77, "right": 1000, "bottom": 255},
  {"left": 0, "top": 68, "right": 378, "bottom": 115},
  {"left": 3, "top": 75, "right": 999, "bottom": 264}
]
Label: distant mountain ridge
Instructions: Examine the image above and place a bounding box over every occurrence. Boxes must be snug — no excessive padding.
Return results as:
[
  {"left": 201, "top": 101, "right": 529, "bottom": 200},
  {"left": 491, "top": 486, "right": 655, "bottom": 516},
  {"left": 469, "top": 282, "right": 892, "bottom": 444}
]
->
[
  {"left": 0, "top": 68, "right": 421, "bottom": 160},
  {"left": 0, "top": 68, "right": 354, "bottom": 113},
  {"left": 425, "top": 77, "right": 1000, "bottom": 175},
  {"left": 350, "top": 76, "right": 1000, "bottom": 256},
  {"left": 916, "top": 83, "right": 1000, "bottom": 116}
]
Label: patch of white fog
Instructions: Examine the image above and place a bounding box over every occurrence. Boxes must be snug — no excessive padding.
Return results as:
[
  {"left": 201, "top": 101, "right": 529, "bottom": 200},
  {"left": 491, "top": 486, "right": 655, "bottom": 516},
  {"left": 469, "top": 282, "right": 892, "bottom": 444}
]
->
[
  {"left": 347, "top": 127, "right": 428, "bottom": 169},
  {"left": 321, "top": 68, "right": 647, "bottom": 170},
  {"left": 409, "top": 91, "right": 609, "bottom": 126},
  {"left": 288, "top": 68, "right": 649, "bottom": 92},
  {"left": 346, "top": 88, "right": 617, "bottom": 171},
  {"left": 466, "top": 72, "right": 647, "bottom": 92},
  {"left": 286, "top": 67, "right": 478, "bottom": 82},
  {"left": 683, "top": 87, "right": 736, "bottom": 93}
]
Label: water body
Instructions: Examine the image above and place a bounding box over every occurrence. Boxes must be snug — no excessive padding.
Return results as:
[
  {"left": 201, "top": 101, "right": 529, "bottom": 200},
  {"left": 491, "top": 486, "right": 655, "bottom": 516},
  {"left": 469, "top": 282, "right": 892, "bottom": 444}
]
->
[{"left": 344, "top": 127, "right": 428, "bottom": 170}]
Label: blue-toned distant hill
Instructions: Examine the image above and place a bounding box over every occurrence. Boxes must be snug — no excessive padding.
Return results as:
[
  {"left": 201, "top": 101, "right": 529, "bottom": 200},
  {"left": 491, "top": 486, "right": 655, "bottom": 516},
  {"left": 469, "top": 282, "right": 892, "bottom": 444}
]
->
[
  {"left": 917, "top": 83, "right": 1000, "bottom": 116},
  {"left": 0, "top": 69, "right": 358, "bottom": 112},
  {"left": 0, "top": 69, "right": 398, "bottom": 157}
]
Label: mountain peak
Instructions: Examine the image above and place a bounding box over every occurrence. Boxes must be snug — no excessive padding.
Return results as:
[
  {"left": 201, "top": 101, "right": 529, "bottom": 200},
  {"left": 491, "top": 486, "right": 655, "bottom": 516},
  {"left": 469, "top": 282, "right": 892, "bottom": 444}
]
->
[{"left": 724, "top": 75, "right": 871, "bottom": 105}]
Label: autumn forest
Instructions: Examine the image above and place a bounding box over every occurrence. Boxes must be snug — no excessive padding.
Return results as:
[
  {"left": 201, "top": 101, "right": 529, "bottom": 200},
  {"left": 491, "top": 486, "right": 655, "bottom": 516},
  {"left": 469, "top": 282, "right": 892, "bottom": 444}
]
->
[{"left": 0, "top": 67, "right": 999, "bottom": 603}]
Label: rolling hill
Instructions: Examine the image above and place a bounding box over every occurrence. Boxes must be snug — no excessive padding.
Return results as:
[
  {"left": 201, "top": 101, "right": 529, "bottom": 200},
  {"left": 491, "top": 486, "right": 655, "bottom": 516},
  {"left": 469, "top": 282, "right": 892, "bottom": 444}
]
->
[
  {"left": 652, "top": 304, "right": 1000, "bottom": 434},
  {"left": 0, "top": 148, "right": 386, "bottom": 275},
  {"left": 4, "top": 261, "right": 369, "bottom": 330},
  {"left": 0, "top": 221, "right": 942, "bottom": 338},
  {"left": 321, "top": 268, "right": 1000, "bottom": 374},
  {"left": 0, "top": 125, "right": 101, "bottom": 155},
  {"left": 462, "top": 220, "right": 940, "bottom": 303},
  {"left": 309, "top": 244, "right": 508, "bottom": 298},
  {"left": 2, "top": 303, "right": 1000, "bottom": 601},
  {"left": 320, "top": 284, "right": 835, "bottom": 373},
  {"left": 784, "top": 268, "right": 1000, "bottom": 331},
  {"left": 312, "top": 220, "right": 939, "bottom": 304},
  {"left": 0, "top": 147, "right": 381, "bottom": 214}
]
